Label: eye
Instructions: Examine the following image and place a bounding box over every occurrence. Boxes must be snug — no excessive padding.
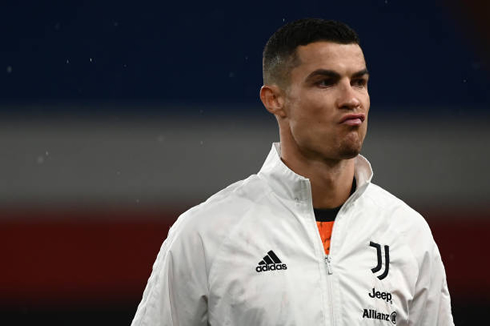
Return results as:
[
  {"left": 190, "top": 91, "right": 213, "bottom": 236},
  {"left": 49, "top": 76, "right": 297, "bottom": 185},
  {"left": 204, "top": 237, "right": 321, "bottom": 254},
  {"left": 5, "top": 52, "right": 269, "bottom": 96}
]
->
[
  {"left": 352, "top": 78, "right": 368, "bottom": 88},
  {"left": 317, "top": 79, "right": 335, "bottom": 88}
]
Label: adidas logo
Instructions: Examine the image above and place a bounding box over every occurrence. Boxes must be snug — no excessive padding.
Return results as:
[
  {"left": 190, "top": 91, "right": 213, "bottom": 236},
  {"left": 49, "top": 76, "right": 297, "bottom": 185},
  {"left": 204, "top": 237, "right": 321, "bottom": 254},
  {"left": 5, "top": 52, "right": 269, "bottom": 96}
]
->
[{"left": 255, "top": 250, "right": 287, "bottom": 273}]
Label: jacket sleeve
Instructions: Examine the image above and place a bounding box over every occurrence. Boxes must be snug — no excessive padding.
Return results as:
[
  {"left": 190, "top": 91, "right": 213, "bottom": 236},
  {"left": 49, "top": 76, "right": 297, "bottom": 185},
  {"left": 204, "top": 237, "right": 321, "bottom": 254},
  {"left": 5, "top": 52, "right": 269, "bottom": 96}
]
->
[
  {"left": 409, "top": 238, "right": 454, "bottom": 326},
  {"left": 131, "top": 215, "right": 209, "bottom": 326}
]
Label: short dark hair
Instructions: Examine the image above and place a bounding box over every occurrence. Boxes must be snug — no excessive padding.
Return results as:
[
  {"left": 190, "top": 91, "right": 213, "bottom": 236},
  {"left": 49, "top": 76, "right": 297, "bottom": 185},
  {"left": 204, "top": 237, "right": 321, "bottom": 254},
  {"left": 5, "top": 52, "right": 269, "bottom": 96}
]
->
[{"left": 263, "top": 18, "right": 360, "bottom": 88}]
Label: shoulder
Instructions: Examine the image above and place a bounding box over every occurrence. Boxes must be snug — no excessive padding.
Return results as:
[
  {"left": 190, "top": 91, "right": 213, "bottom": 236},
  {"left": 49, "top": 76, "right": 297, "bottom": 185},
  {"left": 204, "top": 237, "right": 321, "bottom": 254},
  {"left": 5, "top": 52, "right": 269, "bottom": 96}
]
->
[
  {"left": 364, "top": 183, "right": 436, "bottom": 255},
  {"left": 165, "top": 173, "right": 270, "bottom": 254},
  {"left": 365, "top": 183, "right": 430, "bottom": 229},
  {"left": 178, "top": 173, "right": 268, "bottom": 228}
]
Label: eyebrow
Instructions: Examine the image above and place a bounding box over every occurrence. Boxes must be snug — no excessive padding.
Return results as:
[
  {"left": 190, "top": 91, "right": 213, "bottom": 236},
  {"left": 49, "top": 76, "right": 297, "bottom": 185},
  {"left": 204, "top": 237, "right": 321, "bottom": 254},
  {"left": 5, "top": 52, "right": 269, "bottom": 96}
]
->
[
  {"left": 305, "top": 68, "right": 369, "bottom": 82},
  {"left": 352, "top": 68, "right": 370, "bottom": 78}
]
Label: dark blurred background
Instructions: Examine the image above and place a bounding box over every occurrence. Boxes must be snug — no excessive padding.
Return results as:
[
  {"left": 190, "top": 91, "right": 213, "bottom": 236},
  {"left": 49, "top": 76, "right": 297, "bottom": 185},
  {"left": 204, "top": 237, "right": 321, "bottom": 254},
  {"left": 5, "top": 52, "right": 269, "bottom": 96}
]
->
[{"left": 1, "top": 0, "right": 489, "bottom": 325}]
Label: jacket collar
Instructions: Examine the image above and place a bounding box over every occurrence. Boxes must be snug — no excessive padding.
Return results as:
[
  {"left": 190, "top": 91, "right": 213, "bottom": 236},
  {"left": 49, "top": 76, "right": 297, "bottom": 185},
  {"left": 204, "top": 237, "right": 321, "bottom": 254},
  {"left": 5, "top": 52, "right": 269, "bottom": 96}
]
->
[{"left": 258, "top": 143, "right": 373, "bottom": 203}]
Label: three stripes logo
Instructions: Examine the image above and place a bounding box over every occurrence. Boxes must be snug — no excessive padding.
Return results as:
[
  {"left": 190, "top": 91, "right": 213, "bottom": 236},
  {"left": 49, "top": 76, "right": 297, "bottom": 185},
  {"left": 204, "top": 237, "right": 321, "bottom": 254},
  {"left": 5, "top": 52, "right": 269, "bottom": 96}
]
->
[
  {"left": 370, "top": 241, "right": 390, "bottom": 280},
  {"left": 255, "top": 250, "right": 287, "bottom": 273}
]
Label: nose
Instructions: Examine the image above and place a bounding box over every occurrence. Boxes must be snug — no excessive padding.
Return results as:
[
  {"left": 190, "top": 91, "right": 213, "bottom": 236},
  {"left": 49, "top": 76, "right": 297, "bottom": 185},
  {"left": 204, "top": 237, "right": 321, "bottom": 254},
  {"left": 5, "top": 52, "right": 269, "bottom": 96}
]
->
[{"left": 336, "top": 83, "right": 361, "bottom": 110}]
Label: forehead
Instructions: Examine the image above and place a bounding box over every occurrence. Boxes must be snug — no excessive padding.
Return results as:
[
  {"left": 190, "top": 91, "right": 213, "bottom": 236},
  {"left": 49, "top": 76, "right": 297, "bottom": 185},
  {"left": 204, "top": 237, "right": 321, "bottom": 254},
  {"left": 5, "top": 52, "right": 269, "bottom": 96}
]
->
[{"left": 293, "top": 41, "right": 366, "bottom": 75}]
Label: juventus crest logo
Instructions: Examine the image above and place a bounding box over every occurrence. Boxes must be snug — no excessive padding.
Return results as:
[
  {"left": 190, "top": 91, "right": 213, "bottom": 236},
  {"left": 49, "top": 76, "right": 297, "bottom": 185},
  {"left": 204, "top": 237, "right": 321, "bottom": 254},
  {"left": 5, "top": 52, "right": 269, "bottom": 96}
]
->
[{"left": 370, "top": 241, "right": 390, "bottom": 280}]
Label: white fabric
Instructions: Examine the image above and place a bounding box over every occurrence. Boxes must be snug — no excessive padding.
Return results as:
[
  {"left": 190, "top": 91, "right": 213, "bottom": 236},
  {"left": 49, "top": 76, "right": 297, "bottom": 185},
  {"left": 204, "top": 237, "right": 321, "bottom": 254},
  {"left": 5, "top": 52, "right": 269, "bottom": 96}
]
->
[{"left": 131, "top": 143, "right": 454, "bottom": 326}]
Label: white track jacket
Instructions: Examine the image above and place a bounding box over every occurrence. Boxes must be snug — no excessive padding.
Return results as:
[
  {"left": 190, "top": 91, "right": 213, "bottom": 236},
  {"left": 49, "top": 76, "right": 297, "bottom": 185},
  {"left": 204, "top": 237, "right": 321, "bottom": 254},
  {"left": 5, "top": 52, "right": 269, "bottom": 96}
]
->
[{"left": 131, "top": 143, "right": 454, "bottom": 326}]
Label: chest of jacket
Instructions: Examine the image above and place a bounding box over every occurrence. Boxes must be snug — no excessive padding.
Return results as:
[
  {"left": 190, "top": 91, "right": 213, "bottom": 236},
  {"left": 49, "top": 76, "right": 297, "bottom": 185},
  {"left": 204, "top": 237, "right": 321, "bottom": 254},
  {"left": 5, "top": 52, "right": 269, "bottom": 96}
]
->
[{"left": 205, "top": 190, "right": 416, "bottom": 326}]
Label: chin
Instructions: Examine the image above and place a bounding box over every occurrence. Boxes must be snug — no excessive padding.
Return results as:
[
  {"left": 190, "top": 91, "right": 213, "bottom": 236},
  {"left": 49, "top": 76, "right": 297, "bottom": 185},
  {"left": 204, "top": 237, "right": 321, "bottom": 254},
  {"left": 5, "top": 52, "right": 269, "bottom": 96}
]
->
[
  {"left": 337, "top": 141, "right": 363, "bottom": 159},
  {"left": 338, "top": 149, "right": 361, "bottom": 160},
  {"left": 337, "top": 131, "right": 366, "bottom": 159}
]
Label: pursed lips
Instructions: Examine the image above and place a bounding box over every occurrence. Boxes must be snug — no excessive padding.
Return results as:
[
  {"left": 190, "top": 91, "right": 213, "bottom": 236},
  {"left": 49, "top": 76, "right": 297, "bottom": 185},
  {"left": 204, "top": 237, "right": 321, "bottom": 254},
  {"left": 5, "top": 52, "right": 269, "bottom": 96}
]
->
[{"left": 339, "top": 113, "right": 365, "bottom": 126}]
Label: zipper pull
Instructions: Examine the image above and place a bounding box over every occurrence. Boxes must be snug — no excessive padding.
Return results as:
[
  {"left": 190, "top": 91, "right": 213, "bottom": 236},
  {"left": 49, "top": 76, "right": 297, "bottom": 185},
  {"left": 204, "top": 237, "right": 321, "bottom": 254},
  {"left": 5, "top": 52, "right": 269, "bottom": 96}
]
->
[{"left": 325, "top": 255, "right": 333, "bottom": 275}]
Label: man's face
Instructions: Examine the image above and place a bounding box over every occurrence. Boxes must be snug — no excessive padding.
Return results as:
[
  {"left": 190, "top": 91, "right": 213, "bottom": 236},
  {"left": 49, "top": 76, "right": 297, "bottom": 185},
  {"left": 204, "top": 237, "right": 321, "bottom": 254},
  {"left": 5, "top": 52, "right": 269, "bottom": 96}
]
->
[{"left": 282, "top": 41, "right": 370, "bottom": 161}]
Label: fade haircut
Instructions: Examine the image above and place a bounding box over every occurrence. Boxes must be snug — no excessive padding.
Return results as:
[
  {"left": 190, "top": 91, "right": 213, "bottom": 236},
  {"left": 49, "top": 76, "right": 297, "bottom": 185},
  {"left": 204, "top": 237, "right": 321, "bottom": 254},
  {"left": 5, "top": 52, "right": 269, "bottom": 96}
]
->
[{"left": 263, "top": 18, "right": 360, "bottom": 88}]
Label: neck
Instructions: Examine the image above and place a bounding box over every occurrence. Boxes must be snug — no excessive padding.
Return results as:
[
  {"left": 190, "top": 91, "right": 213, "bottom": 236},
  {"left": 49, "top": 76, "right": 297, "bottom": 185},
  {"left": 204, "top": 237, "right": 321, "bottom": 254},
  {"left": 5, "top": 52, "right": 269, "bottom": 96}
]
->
[{"left": 280, "top": 143, "right": 356, "bottom": 209}]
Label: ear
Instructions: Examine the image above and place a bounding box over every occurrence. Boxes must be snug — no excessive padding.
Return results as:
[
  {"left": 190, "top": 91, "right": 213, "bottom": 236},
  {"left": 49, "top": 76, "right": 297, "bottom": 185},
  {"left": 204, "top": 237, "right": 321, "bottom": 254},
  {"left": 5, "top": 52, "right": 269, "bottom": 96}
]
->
[{"left": 260, "top": 85, "right": 287, "bottom": 119}]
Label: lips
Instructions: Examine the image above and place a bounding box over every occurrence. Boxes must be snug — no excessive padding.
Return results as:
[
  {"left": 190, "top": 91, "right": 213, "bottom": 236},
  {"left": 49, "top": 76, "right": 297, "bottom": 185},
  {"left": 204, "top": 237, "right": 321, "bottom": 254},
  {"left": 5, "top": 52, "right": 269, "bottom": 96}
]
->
[{"left": 339, "top": 114, "right": 366, "bottom": 126}]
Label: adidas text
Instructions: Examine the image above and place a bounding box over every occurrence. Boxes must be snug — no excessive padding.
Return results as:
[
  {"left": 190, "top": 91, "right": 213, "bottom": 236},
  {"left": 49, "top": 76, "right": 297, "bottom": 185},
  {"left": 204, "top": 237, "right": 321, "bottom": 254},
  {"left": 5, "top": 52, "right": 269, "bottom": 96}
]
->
[
  {"left": 256, "top": 250, "right": 287, "bottom": 273},
  {"left": 256, "top": 263, "right": 287, "bottom": 273}
]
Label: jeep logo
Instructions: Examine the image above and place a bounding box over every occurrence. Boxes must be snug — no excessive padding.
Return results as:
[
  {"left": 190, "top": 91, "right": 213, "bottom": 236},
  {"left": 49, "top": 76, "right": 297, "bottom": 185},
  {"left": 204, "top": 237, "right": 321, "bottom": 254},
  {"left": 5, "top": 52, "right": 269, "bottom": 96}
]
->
[{"left": 368, "top": 287, "right": 393, "bottom": 304}]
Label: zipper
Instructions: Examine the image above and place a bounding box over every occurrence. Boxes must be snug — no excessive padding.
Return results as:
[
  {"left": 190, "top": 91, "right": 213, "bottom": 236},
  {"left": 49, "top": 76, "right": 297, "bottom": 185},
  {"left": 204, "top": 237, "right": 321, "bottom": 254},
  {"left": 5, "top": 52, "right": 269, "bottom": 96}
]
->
[
  {"left": 325, "top": 255, "right": 333, "bottom": 275},
  {"left": 322, "top": 190, "right": 361, "bottom": 325},
  {"left": 306, "top": 179, "right": 362, "bottom": 325},
  {"left": 321, "top": 190, "right": 359, "bottom": 325},
  {"left": 324, "top": 255, "right": 335, "bottom": 326},
  {"left": 304, "top": 180, "right": 337, "bottom": 326},
  {"left": 304, "top": 179, "right": 360, "bottom": 326}
]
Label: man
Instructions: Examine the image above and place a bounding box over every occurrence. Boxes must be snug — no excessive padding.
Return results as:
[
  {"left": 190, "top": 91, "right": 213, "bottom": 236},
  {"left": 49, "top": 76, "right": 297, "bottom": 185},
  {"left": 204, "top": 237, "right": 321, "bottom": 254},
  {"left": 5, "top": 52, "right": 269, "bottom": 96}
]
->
[{"left": 131, "top": 18, "right": 454, "bottom": 325}]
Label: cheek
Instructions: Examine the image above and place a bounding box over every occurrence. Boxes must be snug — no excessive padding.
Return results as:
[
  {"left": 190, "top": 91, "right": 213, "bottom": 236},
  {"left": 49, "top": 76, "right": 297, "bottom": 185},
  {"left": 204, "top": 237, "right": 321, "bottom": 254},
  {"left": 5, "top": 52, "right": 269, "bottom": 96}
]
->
[
  {"left": 290, "top": 99, "right": 327, "bottom": 130},
  {"left": 289, "top": 107, "right": 336, "bottom": 145},
  {"left": 286, "top": 90, "right": 337, "bottom": 130}
]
